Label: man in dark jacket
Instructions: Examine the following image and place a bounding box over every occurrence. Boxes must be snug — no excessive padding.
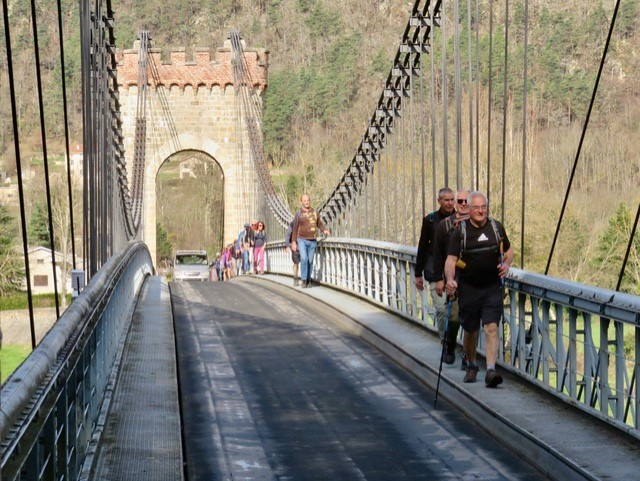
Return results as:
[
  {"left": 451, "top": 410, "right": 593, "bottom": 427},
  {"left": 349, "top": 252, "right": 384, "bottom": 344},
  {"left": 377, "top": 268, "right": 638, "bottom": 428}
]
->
[{"left": 415, "top": 187, "right": 455, "bottom": 361}]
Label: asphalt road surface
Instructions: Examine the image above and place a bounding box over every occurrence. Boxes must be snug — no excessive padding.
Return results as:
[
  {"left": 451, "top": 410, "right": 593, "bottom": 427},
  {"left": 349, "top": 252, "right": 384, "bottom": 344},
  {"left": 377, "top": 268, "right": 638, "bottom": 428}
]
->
[{"left": 171, "top": 278, "right": 548, "bottom": 481}]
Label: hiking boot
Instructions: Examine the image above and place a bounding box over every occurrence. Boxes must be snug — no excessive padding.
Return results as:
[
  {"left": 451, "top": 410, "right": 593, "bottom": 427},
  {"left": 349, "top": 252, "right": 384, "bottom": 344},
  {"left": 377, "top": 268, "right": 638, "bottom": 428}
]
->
[
  {"left": 463, "top": 364, "right": 479, "bottom": 383},
  {"left": 460, "top": 352, "right": 469, "bottom": 371},
  {"left": 485, "top": 369, "right": 503, "bottom": 388},
  {"left": 442, "top": 340, "right": 455, "bottom": 365},
  {"left": 293, "top": 277, "right": 299, "bottom": 286}
]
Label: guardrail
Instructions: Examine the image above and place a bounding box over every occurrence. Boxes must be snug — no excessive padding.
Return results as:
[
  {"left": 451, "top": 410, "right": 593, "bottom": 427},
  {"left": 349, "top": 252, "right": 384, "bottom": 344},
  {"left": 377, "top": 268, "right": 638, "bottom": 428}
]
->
[
  {"left": 266, "top": 238, "right": 640, "bottom": 437},
  {"left": 0, "top": 241, "right": 153, "bottom": 481}
]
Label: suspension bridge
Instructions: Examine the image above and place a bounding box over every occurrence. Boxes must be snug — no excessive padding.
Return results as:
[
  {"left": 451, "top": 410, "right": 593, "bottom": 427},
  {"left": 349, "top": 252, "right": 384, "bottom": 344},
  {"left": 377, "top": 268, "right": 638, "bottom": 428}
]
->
[{"left": 1, "top": 0, "right": 639, "bottom": 480}]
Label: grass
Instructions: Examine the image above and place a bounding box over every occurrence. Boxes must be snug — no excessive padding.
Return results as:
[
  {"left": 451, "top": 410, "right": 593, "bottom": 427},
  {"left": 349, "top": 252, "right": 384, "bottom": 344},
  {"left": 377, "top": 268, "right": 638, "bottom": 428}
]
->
[
  {"left": 1, "top": 345, "right": 32, "bottom": 384},
  {"left": 0, "top": 292, "right": 72, "bottom": 311}
]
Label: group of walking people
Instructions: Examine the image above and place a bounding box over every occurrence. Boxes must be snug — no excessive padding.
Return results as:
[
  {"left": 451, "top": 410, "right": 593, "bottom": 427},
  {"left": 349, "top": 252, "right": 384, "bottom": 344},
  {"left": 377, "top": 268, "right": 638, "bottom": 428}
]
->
[
  {"left": 415, "top": 188, "right": 514, "bottom": 388},
  {"left": 211, "top": 219, "right": 268, "bottom": 281},
  {"left": 209, "top": 188, "right": 512, "bottom": 389},
  {"left": 211, "top": 193, "right": 330, "bottom": 286}
]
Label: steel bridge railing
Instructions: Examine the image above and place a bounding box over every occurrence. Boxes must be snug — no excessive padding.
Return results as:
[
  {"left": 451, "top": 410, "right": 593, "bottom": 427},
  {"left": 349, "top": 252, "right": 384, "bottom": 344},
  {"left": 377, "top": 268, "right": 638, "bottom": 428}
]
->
[
  {"left": 266, "top": 240, "right": 640, "bottom": 438},
  {"left": 0, "top": 243, "right": 153, "bottom": 481}
]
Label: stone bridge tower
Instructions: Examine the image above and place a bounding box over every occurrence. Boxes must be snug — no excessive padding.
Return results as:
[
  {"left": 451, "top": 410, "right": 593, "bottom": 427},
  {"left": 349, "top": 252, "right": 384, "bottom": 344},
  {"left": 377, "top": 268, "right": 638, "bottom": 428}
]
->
[{"left": 116, "top": 37, "right": 268, "bottom": 264}]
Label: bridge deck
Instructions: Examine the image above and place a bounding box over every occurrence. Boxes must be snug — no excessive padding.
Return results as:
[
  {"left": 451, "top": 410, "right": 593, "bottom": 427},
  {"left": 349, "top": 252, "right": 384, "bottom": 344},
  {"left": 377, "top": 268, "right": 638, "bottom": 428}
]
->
[
  {"left": 91, "top": 274, "right": 639, "bottom": 480},
  {"left": 268, "top": 275, "right": 640, "bottom": 481}
]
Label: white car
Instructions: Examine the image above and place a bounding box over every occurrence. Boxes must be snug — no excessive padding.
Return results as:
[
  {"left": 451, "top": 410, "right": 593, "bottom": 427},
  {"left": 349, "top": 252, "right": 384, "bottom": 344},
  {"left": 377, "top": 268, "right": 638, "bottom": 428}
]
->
[{"left": 173, "top": 250, "right": 210, "bottom": 282}]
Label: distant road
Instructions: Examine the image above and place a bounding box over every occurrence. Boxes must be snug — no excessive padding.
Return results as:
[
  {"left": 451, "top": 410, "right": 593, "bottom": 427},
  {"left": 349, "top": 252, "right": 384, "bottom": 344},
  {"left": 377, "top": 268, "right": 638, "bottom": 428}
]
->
[{"left": 172, "top": 278, "right": 548, "bottom": 481}]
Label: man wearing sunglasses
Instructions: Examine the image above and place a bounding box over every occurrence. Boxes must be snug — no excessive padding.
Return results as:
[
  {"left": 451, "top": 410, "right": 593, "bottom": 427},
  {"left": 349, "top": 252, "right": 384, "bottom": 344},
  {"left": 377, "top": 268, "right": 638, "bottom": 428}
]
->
[
  {"left": 415, "top": 187, "right": 456, "bottom": 360},
  {"left": 432, "top": 188, "right": 471, "bottom": 367},
  {"left": 444, "top": 191, "right": 514, "bottom": 388}
]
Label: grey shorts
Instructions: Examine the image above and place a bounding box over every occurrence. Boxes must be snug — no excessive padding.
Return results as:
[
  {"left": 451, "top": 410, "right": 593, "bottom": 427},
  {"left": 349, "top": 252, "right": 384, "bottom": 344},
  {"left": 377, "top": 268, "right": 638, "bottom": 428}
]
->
[{"left": 291, "top": 251, "right": 301, "bottom": 264}]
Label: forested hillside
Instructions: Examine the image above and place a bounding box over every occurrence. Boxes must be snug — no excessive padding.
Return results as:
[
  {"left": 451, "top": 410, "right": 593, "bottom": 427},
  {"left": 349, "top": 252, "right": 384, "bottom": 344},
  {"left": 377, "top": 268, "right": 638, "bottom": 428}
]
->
[{"left": 0, "top": 0, "right": 638, "bottom": 292}]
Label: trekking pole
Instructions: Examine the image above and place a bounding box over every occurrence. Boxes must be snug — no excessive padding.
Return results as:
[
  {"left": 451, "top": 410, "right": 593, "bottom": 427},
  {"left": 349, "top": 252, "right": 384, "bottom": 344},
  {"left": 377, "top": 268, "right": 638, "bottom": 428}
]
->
[{"left": 434, "top": 296, "right": 454, "bottom": 409}]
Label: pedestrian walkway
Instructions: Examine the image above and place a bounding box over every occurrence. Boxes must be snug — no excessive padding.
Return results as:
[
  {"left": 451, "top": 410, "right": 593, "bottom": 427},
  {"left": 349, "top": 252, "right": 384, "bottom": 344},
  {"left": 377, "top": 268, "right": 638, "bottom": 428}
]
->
[
  {"left": 260, "top": 274, "right": 640, "bottom": 481},
  {"left": 91, "top": 276, "right": 183, "bottom": 481}
]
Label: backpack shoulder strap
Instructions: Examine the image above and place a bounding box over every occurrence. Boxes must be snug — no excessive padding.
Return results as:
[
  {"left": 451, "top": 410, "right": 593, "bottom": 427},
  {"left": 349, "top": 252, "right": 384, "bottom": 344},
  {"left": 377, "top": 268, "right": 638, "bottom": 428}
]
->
[
  {"left": 488, "top": 217, "right": 502, "bottom": 245},
  {"left": 444, "top": 215, "right": 454, "bottom": 233},
  {"left": 460, "top": 220, "right": 467, "bottom": 254}
]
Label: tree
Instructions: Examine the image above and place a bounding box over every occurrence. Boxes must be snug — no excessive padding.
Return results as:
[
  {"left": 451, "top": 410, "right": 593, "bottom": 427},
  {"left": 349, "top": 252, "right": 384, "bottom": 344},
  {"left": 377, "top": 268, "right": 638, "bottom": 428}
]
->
[
  {"left": 28, "top": 203, "right": 51, "bottom": 246},
  {"left": 593, "top": 203, "right": 640, "bottom": 294},
  {"left": 0, "top": 205, "right": 24, "bottom": 296},
  {"left": 156, "top": 222, "right": 173, "bottom": 269}
]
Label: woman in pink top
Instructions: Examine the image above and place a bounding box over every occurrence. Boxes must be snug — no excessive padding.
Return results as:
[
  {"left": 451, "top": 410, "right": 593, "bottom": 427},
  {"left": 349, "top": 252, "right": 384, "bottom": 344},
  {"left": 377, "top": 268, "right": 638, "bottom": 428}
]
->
[{"left": 253, "top": 221, "right": 267, "bottom": 274}]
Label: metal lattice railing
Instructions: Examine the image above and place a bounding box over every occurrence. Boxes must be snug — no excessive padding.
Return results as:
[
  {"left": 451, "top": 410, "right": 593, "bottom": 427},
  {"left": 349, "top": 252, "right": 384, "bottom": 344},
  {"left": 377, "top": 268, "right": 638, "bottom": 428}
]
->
[
  {"left": 0, "top": 243, "right": 153, "bottom": 481},
  {"left": 266, "top": 240, "right": 640, "bottom": 437}
]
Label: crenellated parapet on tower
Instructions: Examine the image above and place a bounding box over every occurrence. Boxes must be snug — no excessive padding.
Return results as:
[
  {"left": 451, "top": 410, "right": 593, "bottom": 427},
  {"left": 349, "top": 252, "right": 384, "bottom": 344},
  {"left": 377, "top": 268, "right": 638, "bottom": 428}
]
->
[{"left": 116, "top": 38, "right": 268, "bottom": 91}]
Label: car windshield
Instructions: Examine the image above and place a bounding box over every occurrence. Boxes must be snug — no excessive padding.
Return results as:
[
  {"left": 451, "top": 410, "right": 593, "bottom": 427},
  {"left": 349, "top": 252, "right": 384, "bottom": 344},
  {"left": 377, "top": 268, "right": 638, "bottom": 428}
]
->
[{"left": 175, "top": 254, "right": 208, "bottom": 265}]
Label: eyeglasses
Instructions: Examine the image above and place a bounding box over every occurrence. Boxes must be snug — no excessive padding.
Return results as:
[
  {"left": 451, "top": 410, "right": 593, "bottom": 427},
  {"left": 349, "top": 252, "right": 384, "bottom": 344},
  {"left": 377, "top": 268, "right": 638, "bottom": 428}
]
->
[
  {"left": 470, "top": 205, "right": 488, "bottom": 211},
  {"left": 456, "top": 199, "right": 468, "bottom": 205}
]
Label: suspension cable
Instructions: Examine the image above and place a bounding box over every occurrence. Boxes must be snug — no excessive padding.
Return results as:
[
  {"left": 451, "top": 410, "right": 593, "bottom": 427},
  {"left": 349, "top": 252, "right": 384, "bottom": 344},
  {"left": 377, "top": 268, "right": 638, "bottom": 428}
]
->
[
  {"left": 30, "top": 0, "right": 61, "bottom": 319},
  {"left": 441, "top": 0, "right": 449, "bottom": 187},
  {"left": 229, "top": 30, "right": 291, "bottom": 226},
  {"left": 419, "top": 53, "right": 426, "bottom": 216},
  {"left": 130, "top": 31, "right": 150, "bottom": 232},
  {"left": 520, "top": 0, "right": 529, "bottom": 269},
  {"left": 466, "top": 0, "right": 474, "bottom": 188},
  {"left": 545, "top": 0, "right": 621, "bottom": 274},
  {"left": 454, "top": 0, "right": 462, "bottom": 187},
  {"left": 429, "top": 4, "right": 437, "bottom": 209},
  {"left": 474, "top": 0, "right": 480, "bottom": 190},
  {"left": 56, "top": 0, "right": 77, "bottom": 269},
  {"left": 2, "top": 0, "right": 37, "bottom": 348},
  {"left": 500, "top": 0, "right": 509, "bottom": 225},
  {"left": 486, "top": 0, "right": 494, "bottom": 202}
]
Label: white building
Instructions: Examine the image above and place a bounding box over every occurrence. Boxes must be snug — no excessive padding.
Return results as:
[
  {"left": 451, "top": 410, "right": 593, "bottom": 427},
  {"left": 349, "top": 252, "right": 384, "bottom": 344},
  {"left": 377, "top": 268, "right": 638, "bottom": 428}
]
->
[{"left": 24, "top": 246, "right": 83, "bottom": 295}]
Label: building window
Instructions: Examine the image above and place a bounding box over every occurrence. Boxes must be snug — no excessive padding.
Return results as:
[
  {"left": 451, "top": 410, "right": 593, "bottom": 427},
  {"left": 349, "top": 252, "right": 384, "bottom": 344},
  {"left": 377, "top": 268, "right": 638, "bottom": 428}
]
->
[
  {"left": 34, "top": 275, "right": 48, "bottom": 287},
  {"left": 37, "top": 258, "right": 45, "bottom": 264}
]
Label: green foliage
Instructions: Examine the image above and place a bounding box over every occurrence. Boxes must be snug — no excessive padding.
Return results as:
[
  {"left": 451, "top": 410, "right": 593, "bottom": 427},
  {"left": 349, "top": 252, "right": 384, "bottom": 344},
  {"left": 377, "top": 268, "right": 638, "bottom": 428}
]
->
[
  {"left": 307, "top": 32, "right": 362, "bottom": 123},
  {"left": 28, "top": 203, "right": 50, "bottom": 246},
  {"left": 263, "top": 69, "right": 305, "bottom": 153},
  {"left": 156, "top": 222, "right": 173, "bottom": 266},
  {"left": 1, "top": 345, "right": 32, "bottom": 384},
  {"left": 618, "top": 0, "right": 639, "bottom": 38},
  {"left": 305, "top": 3, "right": 343, "bottom": 42},
  {"left": 296, "top": 0, "right": 312, "bottom": 14},
  {"left": 0, "top": 206, "right": 24, "bottom": 296},
  {"left": 581, "top": 2, "right": 608, "bottom": 50},
  {"left": 370, "top": 48, "right": 390, "bottom": 77},
  {"left": 593, "top": 203, "right": 639, "bottom": 293},
  {"left": 535, "top": 8, "right": 592, "bottom": 121},
  {"left": 284, "top": 174, "right": 302, "bottom": 209}
]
